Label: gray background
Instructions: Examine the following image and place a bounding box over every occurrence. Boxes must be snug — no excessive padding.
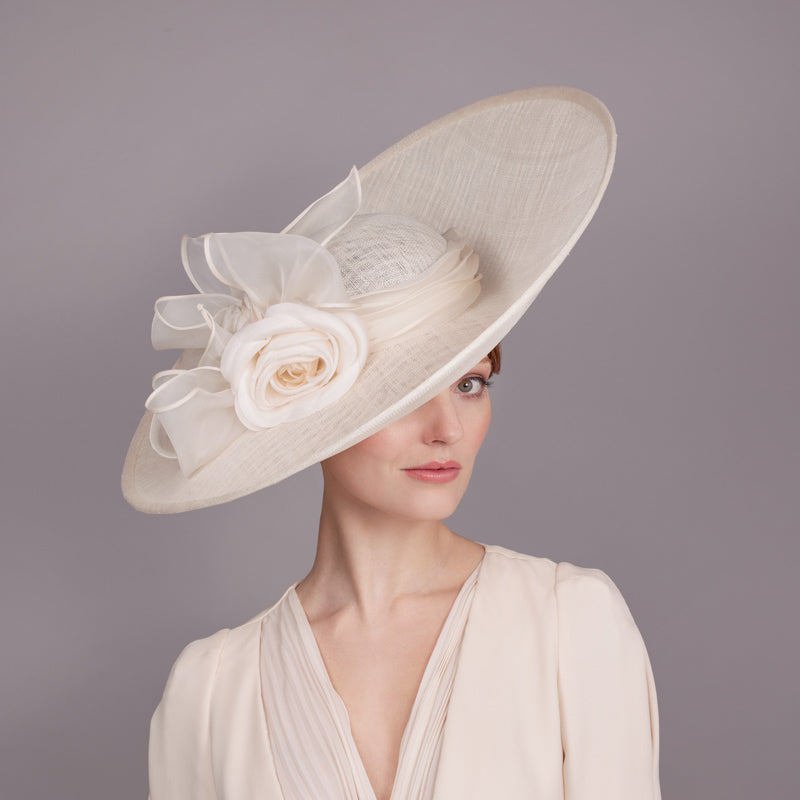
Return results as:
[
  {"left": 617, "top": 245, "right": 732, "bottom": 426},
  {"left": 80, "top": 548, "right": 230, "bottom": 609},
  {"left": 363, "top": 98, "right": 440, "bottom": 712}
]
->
[{"left": 2, "top": 1, "right": 797, "bottom": 798}]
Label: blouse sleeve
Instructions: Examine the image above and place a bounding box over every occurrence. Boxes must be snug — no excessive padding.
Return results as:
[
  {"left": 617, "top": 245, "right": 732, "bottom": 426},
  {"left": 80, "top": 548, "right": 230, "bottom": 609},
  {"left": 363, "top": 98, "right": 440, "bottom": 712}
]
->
[
  {"left": 147, "top": 629, "right": 229, "bottom": 800},
  {"left": 555, "top": 562, "right": 661, "bottom": 800}
]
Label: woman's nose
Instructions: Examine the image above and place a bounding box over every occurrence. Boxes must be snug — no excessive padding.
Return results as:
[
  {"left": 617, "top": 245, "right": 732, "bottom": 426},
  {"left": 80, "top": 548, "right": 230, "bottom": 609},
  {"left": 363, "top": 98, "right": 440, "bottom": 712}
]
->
[{"left": 419, "top": 389, "right": 463, "bottom": 445}]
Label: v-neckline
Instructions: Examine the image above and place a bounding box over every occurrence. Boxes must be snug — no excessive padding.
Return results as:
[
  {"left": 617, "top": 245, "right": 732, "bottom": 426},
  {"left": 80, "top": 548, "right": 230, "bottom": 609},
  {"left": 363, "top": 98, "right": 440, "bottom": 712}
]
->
[{"left": 285, "top": 546, "right": 486, "bottom": 800}]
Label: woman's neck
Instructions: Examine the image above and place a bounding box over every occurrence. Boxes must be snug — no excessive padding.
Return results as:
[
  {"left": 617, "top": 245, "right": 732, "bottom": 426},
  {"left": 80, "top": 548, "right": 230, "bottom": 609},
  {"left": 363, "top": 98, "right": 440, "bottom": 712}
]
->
[{"left": 295, "top": 488, "right": 469, "bottom": 624}]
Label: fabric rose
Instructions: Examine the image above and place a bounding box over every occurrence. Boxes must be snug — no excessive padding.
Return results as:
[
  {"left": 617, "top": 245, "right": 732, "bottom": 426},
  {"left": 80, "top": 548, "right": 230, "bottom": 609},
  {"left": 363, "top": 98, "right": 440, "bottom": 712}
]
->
[
  {"left": 144, "top": 168, "right": 364, "bottom": 476},
  {"left": 220, "top": 302, "right": 368, "bottom": 428}
]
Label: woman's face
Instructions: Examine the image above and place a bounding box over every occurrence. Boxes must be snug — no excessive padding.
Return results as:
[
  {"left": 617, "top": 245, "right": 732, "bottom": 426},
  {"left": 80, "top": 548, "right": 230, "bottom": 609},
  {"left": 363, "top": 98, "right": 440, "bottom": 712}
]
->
[{"left": 320, "top": 357, "right": 493, "bottom": 522}]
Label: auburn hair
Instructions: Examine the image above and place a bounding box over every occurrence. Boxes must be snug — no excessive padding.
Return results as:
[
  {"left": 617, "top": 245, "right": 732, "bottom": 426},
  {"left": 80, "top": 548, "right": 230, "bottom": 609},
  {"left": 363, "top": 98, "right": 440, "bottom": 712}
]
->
[{"left": 487, "top": 343, "right": 502, "bottom": 377}]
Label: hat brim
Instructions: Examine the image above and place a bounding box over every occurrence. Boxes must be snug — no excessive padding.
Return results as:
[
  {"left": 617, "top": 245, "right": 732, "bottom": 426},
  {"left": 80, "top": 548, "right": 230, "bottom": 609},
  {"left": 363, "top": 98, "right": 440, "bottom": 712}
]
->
[{"left": 122, "top": 87, "right": 616, "bottom": 513}]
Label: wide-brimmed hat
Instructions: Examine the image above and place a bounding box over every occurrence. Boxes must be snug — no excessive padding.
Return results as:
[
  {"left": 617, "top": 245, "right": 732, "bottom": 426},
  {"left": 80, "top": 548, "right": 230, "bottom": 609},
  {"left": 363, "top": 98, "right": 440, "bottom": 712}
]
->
[{"left": 122, "top": 86, "right": 616, "bottom": 514}]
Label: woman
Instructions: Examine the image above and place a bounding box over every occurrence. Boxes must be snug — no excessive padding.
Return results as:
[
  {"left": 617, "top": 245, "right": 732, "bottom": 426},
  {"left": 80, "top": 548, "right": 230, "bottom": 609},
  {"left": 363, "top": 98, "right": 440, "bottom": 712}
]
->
[{"left": 124, "top": 88, "right": 661, "bottom": 799}]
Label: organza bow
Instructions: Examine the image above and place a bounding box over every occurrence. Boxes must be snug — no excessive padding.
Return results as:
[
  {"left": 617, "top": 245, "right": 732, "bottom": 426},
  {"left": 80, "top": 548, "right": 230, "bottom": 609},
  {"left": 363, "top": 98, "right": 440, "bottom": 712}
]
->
[{"left": 145, "top": 168, "right": 481, "bottom": 477}]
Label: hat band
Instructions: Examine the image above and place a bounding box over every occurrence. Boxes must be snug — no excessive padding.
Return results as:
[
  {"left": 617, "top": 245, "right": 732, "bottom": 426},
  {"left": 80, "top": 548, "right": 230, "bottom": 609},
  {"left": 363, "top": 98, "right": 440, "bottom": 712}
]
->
[{"left": 143, "top": 168, "right": 481, "bottom": 477}]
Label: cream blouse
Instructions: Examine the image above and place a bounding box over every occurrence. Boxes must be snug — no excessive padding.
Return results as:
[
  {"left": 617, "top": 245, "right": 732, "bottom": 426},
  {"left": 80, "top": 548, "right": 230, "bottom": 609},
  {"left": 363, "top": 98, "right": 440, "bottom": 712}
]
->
[
  {"left": 147, "top": 544, "right": 661, "bottom": 799},
  {"left": 259, "top": 558, "right": 482, "bottom": 800}
]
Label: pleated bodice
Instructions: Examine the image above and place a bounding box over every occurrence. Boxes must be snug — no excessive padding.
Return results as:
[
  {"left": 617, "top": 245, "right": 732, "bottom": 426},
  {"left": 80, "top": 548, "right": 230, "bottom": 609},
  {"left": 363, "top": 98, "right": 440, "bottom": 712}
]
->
[{"left": 259, "top": 556, "right": 484, "bottom": 800}]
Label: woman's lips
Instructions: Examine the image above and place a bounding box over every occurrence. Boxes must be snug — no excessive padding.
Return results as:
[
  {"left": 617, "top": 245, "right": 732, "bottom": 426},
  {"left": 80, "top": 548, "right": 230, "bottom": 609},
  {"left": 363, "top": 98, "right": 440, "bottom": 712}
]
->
[{"left": 402, "top": 461, "right": 462, "bottom": 483}]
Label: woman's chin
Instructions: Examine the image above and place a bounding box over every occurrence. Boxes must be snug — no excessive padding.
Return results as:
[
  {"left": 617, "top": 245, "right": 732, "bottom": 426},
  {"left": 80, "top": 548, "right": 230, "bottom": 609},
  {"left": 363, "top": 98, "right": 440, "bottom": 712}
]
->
[{"left": 386, "top": 492, "right": 466, "bottom": 524}]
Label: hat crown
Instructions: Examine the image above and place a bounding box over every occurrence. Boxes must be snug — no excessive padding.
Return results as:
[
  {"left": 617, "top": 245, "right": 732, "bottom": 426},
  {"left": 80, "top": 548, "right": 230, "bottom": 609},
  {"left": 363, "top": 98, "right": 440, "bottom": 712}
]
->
[{"left": 327, "top": 213, "right": 446, "bottom": 297}]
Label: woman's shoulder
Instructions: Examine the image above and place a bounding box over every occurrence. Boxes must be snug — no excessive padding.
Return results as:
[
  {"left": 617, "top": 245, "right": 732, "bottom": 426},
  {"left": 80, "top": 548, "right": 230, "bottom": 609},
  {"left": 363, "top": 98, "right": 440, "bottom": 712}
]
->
[
  {"left": 482, "top": 542, "right": 619, "bottom": 586},
  {"left": 163, "top": 583, "right": 296, "bottom": 676},
  {"left": 481, "top": 541, "right": 558, "bottom": 576},
  {"left": 480, "top": 542, "right": 635, "bottom": 621}
]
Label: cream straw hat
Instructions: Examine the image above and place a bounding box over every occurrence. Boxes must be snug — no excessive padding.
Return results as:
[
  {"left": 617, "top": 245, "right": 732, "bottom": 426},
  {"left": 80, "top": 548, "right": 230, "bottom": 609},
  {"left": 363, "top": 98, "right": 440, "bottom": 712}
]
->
[{"left": 122, "top": 87, "right": 616, "bottom": 514}]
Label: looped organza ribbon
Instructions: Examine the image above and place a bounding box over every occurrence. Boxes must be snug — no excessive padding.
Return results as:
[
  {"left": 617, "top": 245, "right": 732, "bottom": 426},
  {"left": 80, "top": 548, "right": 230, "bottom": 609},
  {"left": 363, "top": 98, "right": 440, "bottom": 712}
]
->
[{"left": 145, "top": 167, "right": 481, "bottom": 477}]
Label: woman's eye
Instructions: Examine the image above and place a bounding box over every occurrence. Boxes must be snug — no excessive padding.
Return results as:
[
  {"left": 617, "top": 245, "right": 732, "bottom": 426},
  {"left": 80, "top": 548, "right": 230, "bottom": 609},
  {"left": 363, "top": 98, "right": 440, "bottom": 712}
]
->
[{"left": 455, "top": 376, "right": 491, "bottom": 396}]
